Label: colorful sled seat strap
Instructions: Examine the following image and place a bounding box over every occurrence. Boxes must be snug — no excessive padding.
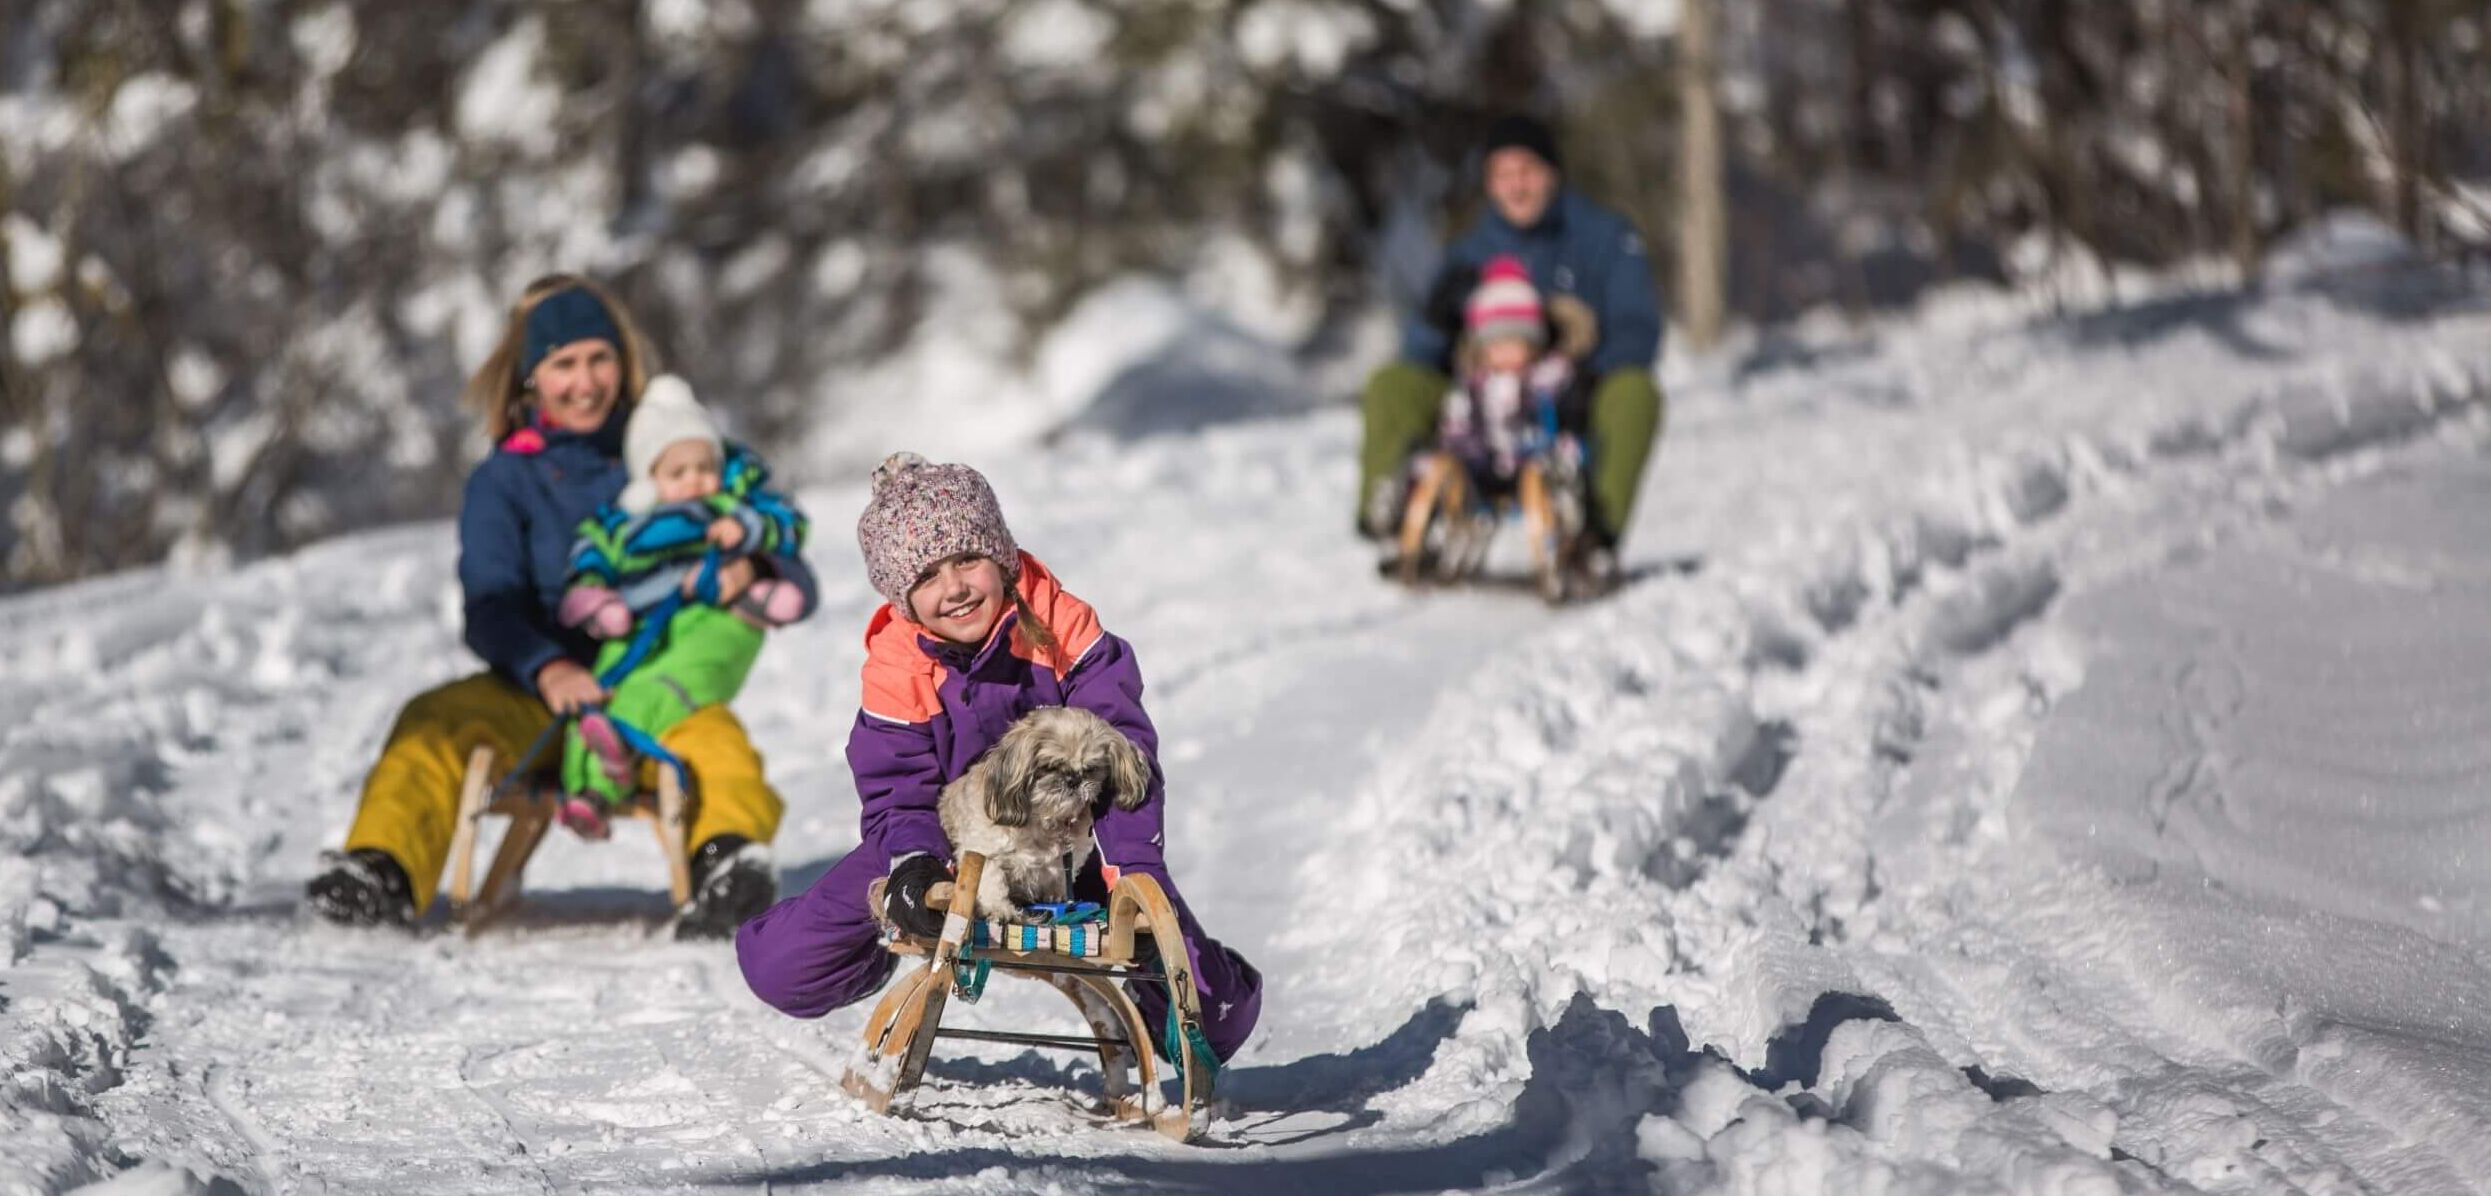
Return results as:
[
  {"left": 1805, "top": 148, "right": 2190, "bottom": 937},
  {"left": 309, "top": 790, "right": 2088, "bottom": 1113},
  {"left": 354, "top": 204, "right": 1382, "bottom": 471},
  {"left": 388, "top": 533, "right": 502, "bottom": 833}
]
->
[{"left": 965, "top": 919, "right": 1106, "bottom": 955}]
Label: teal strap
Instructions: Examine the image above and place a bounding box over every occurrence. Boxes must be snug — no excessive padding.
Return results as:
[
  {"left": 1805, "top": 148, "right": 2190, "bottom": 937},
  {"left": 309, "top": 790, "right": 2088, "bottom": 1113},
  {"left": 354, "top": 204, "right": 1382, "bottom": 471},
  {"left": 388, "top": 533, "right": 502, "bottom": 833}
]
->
[
  {"left": 1163, "top": 1008, "right": 1220, "bottom": 1085},
  {"left": 953, "top": 956, "right": 992, "bottom": 1004}
]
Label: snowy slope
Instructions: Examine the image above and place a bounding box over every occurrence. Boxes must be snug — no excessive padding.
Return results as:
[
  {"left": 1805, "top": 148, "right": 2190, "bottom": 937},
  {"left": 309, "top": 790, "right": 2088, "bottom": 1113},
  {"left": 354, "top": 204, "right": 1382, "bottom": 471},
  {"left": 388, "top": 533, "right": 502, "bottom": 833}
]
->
[{"left": 8, "top": 233, "right": 2491, "bottom": 1194}]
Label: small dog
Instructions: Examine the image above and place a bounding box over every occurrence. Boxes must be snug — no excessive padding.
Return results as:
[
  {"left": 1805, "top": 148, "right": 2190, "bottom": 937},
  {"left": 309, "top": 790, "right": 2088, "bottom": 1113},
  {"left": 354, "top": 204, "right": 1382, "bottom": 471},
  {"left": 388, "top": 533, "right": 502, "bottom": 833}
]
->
[{"left": 937, "top": 706, "right": 1152, "bottom": 922}]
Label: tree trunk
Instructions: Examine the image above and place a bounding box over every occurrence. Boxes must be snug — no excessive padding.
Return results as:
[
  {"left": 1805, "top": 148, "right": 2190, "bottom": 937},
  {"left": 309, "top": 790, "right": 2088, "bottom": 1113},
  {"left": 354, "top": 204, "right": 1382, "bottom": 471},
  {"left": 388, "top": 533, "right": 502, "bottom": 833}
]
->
[
  {"left": 2226, "top": 0, "right": 2262, "bottom": 281},
  {"left": 2383, "top": 3, "right": 2425, "bottom": 247},
  {"left": 1677, "top": 0, "right": 1728, "bottom": 352}
]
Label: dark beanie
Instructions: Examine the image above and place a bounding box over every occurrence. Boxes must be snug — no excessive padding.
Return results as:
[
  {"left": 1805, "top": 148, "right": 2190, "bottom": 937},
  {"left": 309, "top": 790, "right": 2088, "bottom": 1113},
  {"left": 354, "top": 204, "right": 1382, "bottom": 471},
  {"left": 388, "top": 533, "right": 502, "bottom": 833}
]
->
[
  {"left": 521, "top": 286, "right": 623, "bottom": 380},
  {"left": 1481, "top": 113, "right": 1562, "bottom": 172}
]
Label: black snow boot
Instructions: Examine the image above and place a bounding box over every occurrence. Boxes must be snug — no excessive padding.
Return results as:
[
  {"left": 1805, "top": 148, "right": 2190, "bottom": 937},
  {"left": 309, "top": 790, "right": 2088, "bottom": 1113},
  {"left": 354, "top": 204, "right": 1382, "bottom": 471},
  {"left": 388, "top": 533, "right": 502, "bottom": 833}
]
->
[
  {"left": 675, "top": 834, "right": 776, "bottom": 941},
  {"left": 1569, "top": 519, "right": 1622, "bottom": 597},
  {"left": 306, "top": 848, "right": 416, "bottom": 928}
]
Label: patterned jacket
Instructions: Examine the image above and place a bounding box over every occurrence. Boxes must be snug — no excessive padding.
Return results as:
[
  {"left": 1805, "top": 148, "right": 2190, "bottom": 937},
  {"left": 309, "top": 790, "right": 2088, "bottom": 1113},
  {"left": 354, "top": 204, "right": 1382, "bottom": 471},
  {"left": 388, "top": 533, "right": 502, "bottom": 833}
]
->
[{"left": 565, "top": 443, "right": 809, "bottom": 619}]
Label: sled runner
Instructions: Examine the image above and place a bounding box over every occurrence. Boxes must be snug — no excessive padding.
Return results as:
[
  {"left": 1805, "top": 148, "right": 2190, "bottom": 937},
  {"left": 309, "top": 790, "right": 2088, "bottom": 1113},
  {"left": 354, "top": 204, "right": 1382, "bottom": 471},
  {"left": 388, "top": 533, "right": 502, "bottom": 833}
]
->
[
  {"left": 845, "top": 851, "right": 1215, "bottom": 1143},
  {"left": 444, "top": 742, "right": 693, "bottom": 934},
  {"left": 1395, "top": 441, "right": 1600, "bottom": 604}
]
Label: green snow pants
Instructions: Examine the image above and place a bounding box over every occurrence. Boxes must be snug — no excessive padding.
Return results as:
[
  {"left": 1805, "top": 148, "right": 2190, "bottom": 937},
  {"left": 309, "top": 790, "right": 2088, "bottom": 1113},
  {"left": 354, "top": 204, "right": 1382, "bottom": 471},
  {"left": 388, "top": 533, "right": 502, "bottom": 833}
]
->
[
  {"left": 1357, "top": 361, "right": 1666, "bottom": 544},
  {"left": 565, "top": 604, "right": 765, "bottom": 806}
]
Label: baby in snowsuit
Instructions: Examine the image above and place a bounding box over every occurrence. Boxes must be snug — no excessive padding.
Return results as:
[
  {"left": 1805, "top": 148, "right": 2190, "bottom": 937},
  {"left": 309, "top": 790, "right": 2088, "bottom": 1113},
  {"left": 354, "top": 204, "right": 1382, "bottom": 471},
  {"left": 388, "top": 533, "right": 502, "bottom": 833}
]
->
[
  {"left": 1437, "top": 254, "right": 1593, "bottom": 487},
  {"left": 553, "top": 377, "right": 809, "bottom": 837},
  {"left": 734, "top": 453, "right": 1263, "bottom": 1072}
]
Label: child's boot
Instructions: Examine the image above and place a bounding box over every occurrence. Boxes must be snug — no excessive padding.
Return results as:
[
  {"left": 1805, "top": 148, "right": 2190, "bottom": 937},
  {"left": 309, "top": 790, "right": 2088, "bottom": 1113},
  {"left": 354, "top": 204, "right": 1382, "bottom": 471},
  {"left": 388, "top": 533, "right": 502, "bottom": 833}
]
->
[
  {"left": 557, "top": 793, "right": 613, "bottom": 840},
  {"left": 576, "top": 710, "right": 638, "bottom": 789},
  {"left": 559, "top": 717, "right": 628, "bottom": 840}
]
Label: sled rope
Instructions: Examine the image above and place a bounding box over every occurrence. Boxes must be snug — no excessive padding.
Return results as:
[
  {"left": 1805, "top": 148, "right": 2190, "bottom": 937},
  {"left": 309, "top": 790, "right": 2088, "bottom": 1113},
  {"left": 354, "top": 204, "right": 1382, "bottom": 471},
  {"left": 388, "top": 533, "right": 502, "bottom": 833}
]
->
[
  {"left": 486, "top": 718, "right": 568, "bottom": 806},
  {"left": 485, "top": 705, "right": 691, "bottom": 806}
]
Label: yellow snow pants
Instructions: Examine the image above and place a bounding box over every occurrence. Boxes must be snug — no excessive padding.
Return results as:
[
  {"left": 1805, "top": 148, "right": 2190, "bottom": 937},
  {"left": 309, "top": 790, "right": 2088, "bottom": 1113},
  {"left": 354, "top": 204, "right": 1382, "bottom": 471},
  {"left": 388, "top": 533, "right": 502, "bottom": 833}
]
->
[{"left": 343, "top": 672, "right": 785, "bottom": 912}]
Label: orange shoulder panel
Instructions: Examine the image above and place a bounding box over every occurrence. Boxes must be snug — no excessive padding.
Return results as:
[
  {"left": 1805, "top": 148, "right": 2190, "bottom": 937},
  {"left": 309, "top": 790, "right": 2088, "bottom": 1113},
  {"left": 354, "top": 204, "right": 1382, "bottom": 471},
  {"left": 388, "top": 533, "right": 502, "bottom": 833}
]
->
[
  {"left": 859, "top": 603, "right": 945, "bottom": 724},
  {"left": 1010, "top": 552, "right": 1105, "bottom": 677}
]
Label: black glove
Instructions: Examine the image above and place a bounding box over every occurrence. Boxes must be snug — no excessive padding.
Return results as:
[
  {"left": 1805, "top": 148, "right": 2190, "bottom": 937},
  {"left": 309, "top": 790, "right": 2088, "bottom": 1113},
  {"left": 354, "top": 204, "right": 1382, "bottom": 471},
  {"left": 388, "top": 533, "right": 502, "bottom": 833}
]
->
[{"left": 884, "top": 854, "right": 952, "bottom": 938}]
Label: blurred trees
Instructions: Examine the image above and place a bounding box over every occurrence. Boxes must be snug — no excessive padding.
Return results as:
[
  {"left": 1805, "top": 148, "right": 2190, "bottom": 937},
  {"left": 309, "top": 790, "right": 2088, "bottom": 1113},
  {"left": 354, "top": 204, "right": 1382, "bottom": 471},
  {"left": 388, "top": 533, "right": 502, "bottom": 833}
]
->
[{"left": 1, "top": 0, "right": 2484, "bottom": 587}]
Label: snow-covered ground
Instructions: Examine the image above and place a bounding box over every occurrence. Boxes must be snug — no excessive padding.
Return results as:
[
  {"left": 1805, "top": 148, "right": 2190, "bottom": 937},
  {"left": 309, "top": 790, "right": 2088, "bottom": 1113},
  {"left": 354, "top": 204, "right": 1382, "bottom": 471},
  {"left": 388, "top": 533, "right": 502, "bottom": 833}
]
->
[{"left": 8, "top": 226, "right": 2491, "bottom": 1194}]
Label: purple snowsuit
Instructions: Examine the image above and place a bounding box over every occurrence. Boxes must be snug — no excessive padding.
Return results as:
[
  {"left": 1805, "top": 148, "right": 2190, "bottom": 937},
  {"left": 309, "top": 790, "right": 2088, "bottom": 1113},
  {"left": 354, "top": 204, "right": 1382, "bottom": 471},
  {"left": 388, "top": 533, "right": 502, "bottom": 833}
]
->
[{"left": 734, "top": 553, "right": 1263, "bottom": 1063}]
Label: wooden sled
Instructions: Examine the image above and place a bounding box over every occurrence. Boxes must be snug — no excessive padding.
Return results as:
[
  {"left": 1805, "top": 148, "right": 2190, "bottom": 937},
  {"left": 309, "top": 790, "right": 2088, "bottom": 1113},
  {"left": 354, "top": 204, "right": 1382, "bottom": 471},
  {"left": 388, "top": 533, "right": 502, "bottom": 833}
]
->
[
  {"left": 843, "top": 851, "right": 1214, "bottom": 1143},
  {"left": 443, "top": 744, "right": 693, "bottom": 935},
  {"left": 1396, "top": 447, "right": 1598, "bottom": 604}
]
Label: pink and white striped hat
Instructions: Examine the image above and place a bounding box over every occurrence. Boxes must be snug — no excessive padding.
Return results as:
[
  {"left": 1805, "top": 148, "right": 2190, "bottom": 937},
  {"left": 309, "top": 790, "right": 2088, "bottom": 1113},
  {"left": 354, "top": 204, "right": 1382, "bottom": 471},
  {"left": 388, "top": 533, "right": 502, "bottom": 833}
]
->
[{"left": 1464, "top": 255, "right": 1546, "bottom": 347}]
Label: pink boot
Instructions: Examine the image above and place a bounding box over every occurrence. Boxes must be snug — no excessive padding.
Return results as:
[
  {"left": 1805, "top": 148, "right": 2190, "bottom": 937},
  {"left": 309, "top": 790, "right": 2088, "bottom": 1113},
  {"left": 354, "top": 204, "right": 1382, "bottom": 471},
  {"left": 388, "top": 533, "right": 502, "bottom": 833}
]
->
[
  {"left": 558, "top": 794, "right": 612, "bottom": 841},
  {"left": 576, "top": 711, "right": 638, "bottom": 788}
]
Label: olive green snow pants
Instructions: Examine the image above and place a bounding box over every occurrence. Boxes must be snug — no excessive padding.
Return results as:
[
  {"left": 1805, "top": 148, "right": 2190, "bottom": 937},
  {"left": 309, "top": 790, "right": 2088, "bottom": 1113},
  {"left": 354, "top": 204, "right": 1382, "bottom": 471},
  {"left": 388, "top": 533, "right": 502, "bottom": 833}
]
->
[{"left": 1358, "top": 362, "right": 1666, "bottom": 543}]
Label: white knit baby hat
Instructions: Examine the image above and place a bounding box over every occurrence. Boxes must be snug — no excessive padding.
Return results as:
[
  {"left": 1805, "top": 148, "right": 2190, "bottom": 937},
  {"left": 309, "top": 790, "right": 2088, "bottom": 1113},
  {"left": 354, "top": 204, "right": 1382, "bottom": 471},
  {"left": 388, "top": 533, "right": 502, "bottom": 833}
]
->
[{"left": 618, "top": 375, "right": 723, "bottom": 514}]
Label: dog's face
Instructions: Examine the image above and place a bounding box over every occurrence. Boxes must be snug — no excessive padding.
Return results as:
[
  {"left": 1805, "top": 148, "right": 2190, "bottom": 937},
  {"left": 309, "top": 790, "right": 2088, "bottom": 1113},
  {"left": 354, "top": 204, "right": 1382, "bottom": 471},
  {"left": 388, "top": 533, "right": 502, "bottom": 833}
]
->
[{"left": 980, "top": 706, "right": 1153, "bottom": 835}]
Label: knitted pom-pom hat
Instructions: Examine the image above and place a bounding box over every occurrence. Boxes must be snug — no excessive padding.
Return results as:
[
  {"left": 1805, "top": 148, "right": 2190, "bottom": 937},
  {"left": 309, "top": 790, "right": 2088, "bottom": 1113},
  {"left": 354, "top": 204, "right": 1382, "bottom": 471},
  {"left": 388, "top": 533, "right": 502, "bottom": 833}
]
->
[
  {"left": 1465, "top": 255, "right": 1547, "bottom": 348},
  {"left": 619, "top": 375, "right": 722, "bottom": 514},
  {"left": 856, "top": 452, "right": 1020, "bottom": 617}
]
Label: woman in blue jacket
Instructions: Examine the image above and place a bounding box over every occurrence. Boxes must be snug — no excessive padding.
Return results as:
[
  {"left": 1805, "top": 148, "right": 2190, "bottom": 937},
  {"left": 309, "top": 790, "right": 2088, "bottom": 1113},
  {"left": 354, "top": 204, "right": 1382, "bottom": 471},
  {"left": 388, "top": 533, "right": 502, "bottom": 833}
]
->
[{"left": 306, "top": 275, "right": 817, "bottom": 939}]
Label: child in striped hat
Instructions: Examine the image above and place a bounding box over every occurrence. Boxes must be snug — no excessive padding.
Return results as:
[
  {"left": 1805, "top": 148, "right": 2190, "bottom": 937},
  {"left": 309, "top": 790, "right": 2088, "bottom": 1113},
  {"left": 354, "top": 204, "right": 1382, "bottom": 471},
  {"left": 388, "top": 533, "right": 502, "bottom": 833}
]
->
[{"left": 1438, "top": 255, "right": 1587, "bottom": 483}]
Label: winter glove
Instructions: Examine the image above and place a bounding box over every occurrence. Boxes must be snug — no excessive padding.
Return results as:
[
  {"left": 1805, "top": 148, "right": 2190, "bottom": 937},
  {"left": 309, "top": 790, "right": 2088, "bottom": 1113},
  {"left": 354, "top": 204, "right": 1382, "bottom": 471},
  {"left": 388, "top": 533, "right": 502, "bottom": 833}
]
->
[{"left": 884, "top": 854, "right": 952, "bottom": 939}]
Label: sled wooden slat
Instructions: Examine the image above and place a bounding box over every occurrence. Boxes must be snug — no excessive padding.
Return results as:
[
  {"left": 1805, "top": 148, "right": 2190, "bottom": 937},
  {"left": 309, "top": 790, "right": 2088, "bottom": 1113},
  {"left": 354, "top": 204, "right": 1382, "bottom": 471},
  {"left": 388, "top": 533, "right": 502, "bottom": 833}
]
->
[
  {"left": 444, "top": 744, "right": 694, "bottom": 935},
  {"left": 842, "top": 850, "right": 1211, "bottom": 1143}
]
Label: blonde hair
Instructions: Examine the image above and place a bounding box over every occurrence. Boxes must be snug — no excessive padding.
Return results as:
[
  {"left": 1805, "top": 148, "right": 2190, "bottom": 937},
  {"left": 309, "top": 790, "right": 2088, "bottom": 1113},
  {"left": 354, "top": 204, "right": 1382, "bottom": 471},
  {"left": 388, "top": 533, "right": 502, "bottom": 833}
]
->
[
  {"left": 1011, "top": 588, "right": 1060, "bottom": 659},
  {"left": 459, "top": 274, "right": 660, "bottom": 441}
]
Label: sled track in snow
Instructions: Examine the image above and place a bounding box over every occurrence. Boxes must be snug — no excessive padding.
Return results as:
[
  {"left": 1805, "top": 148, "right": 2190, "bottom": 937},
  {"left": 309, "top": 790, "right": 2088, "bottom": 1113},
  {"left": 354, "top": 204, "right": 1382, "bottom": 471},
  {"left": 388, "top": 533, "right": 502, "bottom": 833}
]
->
[{"left": 1274, "top": 337, "right": 2491, "bottom": 1189}]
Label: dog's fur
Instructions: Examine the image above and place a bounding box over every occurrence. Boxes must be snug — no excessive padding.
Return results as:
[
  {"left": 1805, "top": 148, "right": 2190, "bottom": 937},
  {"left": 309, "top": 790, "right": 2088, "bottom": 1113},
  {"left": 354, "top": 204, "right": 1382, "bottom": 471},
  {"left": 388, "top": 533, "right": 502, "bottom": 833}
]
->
[{"left": 937, "top": 706, "right": 1152, "bottom": 922}]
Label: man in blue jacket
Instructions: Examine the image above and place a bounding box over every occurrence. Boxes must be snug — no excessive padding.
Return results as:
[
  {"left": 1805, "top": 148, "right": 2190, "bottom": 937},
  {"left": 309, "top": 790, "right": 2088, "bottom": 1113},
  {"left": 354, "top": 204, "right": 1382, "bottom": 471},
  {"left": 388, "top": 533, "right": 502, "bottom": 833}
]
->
[{"left": 1358, "top": 114, "right": 1667, "bottom": 571}]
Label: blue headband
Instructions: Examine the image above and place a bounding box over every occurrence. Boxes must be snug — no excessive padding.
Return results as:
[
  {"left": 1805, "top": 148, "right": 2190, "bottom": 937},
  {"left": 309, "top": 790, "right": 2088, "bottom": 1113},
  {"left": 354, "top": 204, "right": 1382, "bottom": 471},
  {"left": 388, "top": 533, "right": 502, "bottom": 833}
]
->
[{"left": 521, "top": 287, "right": 623, "bottom": 380}]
